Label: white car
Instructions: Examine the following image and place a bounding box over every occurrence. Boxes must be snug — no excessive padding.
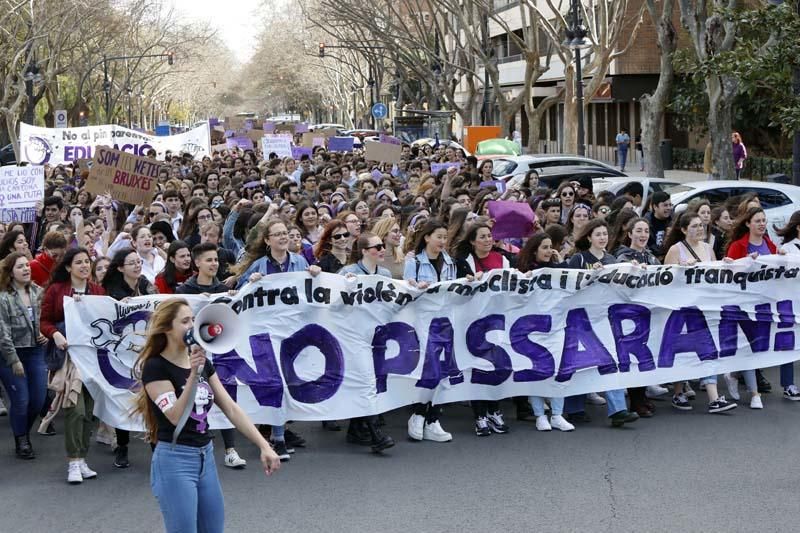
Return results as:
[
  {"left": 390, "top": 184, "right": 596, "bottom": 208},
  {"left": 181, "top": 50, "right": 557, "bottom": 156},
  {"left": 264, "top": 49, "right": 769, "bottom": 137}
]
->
[
  {"left": 492, "top": 155, "right": 624, "bottom": 188},
  {"left": 670, "top": 180, "right": 800, "bottom": 241},
  {"left": 310, "top": 123, "right": 345, "bottom": 131},
  {"left": 593, "top": 177, "right": 681, "bottom": 211}
]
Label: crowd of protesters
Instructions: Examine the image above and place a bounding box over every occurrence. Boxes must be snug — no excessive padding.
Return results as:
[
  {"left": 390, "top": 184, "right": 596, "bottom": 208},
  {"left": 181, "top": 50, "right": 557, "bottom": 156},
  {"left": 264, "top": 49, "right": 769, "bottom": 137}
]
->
[{"left": 1, "top": 137, "right": 798, "bottom": 485}]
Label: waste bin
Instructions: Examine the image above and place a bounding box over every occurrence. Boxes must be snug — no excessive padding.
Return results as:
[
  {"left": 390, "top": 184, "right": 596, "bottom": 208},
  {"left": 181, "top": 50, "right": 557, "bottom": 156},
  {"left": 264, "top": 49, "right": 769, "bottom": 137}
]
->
[{"left": 660, "top": 139, "right": 673, "bottom": 171}]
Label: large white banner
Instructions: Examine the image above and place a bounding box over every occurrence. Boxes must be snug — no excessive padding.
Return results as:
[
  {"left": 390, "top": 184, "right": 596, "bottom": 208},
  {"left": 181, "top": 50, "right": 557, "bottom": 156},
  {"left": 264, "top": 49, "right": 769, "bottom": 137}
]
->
[
  {"left": 66, "top": 257, "right": 800, "bottom": 430},
  {"left": 18, "top": 123, "right": 211, "bottom": 165}
]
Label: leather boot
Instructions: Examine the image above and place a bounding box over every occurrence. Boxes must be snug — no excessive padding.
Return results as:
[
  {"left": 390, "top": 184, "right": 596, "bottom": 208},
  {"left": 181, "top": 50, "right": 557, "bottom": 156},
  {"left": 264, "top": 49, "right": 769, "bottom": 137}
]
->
[
  {"left": 366, "top": 417, "right": 395, "bottom": 453},
  {"left": 346, "top": 419, "right": 372, "bottom": 446},
  {"left": 15, "top": 434, "right": 34, "bottom": 460}
]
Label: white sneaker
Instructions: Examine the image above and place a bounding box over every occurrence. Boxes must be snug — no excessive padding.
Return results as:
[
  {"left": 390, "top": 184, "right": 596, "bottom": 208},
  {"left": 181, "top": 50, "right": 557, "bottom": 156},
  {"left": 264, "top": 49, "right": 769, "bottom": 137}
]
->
[
  {"left": 224, "top": 449, "right": 247, "bottom": 469},
  {"left": 724, "top": 374, "right": 740, "bottom": 401},
  {"left": 79, "top": 460, "right": 97, "bottom": 479},
  {"left": 422, "top": 421, "right": 452, "bottom": 442},
  {"left": 0, "top": 397, "right": 7, "bottom": 416},
  {"left": 67, "top": 461, "right": 83, "bottom": 484},
  {"left": 550, "top": 415, "right": 575, "bottom": 432},
  {"left": 684, "top": 382, "right": 696, "bottom": 399},
  {"left": 645, "top": 385, "right": 669, "bottom": 398},
  {"left": 407, "top": 414, "right": 425, "bottom": 441},
  {"left": 535, "top": 415, "right": 552, "bottom": 431},
  {"left": 95, "top": 425, "right": 116, "bottom": 446},
  {"left": 750, "top": 395, "right": 764, "bottom": 409},
  {"left": 587, "top": 392, "right": 606, "bottom": 405}
]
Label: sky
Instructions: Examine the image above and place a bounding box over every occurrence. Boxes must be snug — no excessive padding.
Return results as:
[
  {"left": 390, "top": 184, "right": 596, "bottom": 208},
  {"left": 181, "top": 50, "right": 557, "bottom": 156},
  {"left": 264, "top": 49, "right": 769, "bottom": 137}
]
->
[{"left": 167, "top": 0, "right": 263, "bottom": 64}]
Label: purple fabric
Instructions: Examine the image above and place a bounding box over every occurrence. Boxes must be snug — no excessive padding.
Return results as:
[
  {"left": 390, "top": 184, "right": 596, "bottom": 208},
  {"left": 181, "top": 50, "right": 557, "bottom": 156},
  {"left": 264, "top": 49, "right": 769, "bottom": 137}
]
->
[
  {"left": 487, "top": 200, "right": 535, "bottom": 240},
  {"left": 732, "top": 142, "right": 745, "bottom": 167}
]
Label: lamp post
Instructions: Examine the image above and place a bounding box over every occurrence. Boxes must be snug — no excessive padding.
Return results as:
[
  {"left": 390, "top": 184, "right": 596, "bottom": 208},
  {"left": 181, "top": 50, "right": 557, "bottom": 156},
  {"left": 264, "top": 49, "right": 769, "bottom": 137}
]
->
[
  {"left": 23, "top": 62, "right": 42, "bottom": 125},
  {"left": 564, "top": 0, "right": 589, "bottom": 156}
]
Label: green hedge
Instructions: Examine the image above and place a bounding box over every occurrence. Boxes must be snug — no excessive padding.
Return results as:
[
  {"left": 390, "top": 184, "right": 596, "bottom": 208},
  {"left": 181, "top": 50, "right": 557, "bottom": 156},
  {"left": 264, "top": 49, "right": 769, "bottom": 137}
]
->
[{"left": 672, "top": 147, "right": 791, "bottom": 180}]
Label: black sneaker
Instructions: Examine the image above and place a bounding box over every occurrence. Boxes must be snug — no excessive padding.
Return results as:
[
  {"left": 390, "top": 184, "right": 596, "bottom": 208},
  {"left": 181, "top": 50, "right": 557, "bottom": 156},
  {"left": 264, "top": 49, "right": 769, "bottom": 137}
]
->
[
  {"left": 41, "top": 422, "right": 56, "bottom": 436},
  {"left": 756, "top": 370, "right": 772, "bottom": 393},
  {"left": 708, "top": 396, "right": 737, "bottom": 414},
  {"left": 671, "top": 394, "right": 692, "bottom": 411},
  {"left": 113, "top": 446, "right": 130, "bottom": 468},
  {"left": 270, "top": 440, "right": 291, "bottom": 461},
  {"left": 610, "top": 410, "right": 639, "bottom": 427},
  {"left": 284, "top": 428, "right": 306, "bottom": 448},
  {"left": 486, "top": 411, "right": 509, "bottom": 434},
  {"left": 566, "top": 411, "right": 591, "bottom": 423},
  {"left": 784, "top": 385, "right": 800, "bottom": 401},
  {"left": 474, "top": 417, "right": 491, "bottom": 437}
]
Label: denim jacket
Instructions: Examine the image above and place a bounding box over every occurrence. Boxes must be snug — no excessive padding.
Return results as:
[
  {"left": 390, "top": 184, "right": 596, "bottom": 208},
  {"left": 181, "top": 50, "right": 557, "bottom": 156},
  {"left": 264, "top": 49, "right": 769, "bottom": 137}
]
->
[
  {"left": 236, "top": 252, "right": 309, "bottom": 289},
  {"left": 403, "top": 250, "right": 456, "bottom": 283},
  {"left": 338, "top": 261, "right": 392, "bottom": 278},
  {"left": 0, "top": 284, "right": 44, "bottom": 366}
]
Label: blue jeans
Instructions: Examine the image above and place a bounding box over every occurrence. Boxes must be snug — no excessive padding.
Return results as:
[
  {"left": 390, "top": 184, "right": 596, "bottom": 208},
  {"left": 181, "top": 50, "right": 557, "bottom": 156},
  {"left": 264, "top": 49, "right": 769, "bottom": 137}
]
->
[
  {"left": 0, "top": 346, "right": 47, "bottom": 436},
  {"left": 618, "top": 148, "right": 628, "bottom": 169},
  {"left": 530, "top": 396, "right": 564, "bottom": 417},
  {"left": 151, "top": 442, "right": 225, "bottom": 533},
  {"left": 565, "top": 390, "right": 628, "bottom": 417}
]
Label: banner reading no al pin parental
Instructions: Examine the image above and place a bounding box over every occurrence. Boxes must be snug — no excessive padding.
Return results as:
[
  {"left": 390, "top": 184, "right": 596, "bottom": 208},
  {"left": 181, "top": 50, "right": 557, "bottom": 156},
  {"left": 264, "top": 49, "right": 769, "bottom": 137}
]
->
[
  {"left": 17, "top": 122, "right": 211, "bottom": 165},
  {"left": 85, "top": 146, "right": 163, "bottom": 205}
]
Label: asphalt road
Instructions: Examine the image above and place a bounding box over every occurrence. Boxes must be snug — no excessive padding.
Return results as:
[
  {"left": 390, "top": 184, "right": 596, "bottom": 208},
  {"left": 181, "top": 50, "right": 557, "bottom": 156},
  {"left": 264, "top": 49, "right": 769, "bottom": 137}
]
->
[{"left": 1, "top": 367, "right": 799, "bottom": 533}]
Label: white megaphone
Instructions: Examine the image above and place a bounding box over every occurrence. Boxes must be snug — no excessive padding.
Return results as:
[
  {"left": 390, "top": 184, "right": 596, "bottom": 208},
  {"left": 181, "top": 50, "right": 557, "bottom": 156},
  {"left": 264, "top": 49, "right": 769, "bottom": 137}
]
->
[{"left": 183, "top": 303, "right": 241, "bottom": 354}]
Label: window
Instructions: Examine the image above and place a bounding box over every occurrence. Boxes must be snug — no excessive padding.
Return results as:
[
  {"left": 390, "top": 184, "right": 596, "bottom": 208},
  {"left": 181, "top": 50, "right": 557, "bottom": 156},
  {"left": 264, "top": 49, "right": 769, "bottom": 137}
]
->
[{"left": 738, "top": 187, "right": 792, "bottom": 210}]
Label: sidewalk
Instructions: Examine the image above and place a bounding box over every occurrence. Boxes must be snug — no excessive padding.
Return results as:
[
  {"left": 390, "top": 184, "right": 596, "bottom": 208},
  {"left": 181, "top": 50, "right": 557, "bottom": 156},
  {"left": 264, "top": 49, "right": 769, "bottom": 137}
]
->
[{"left": 622, "top": 169, "right": 707, "bottom": 184}]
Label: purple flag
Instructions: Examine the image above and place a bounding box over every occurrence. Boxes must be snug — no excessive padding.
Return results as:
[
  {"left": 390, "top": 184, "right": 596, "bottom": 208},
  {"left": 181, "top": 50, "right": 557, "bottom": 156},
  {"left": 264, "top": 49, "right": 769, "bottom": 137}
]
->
[
  {"left": 487, "top": 200, "right": 535, "bottom": 240},
  {"left": 292, "top": 146, "right": 313, "bottom": 159},
  {"left": 295, "top": 123, "right": 309, "bottom": 133},
  {"left": 328, "top": 136, "right": 355, "bottom": 152}
]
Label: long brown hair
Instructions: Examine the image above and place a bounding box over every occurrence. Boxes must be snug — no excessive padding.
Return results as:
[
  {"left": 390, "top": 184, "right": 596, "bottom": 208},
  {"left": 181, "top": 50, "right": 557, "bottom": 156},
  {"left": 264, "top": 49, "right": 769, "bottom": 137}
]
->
[
  {"left": 231, "top": 219, "right": 285, "bottom": 278},
  {"left": 314, "top": 220, "right": 348, "bottom": 259},
  {"left": 0, "top": 252, "right": 29, "bottom": 291},
  {"left": 132, "top": 298, "right": 191, "bottom": 443}
]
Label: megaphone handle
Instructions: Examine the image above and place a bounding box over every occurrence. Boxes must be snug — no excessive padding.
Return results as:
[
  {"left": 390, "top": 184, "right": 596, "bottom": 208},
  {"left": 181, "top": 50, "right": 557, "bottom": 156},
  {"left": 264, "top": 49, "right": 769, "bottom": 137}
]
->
[{"left": 170, "top": 371, "right": 202, "bottom": 448}]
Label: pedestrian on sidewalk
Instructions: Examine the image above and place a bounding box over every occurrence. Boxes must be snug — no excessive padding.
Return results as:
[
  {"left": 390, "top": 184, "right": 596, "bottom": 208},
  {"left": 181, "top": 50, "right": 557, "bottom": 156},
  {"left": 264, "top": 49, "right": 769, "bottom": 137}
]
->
[{"left": 615, "top": 128, "right": 630, "bottom": 172}]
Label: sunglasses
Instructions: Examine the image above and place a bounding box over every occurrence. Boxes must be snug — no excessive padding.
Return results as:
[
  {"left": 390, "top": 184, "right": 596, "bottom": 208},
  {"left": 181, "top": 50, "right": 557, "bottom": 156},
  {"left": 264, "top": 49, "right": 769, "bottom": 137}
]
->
[
  {"left": 364, "top": 243, "right": 385, "bottom": 251},
  {"left": 561, "top": 191, "right": 575, "bottom": 197},
  {"left": 332, "top": 232, "right": 351, "bottom": 240}
]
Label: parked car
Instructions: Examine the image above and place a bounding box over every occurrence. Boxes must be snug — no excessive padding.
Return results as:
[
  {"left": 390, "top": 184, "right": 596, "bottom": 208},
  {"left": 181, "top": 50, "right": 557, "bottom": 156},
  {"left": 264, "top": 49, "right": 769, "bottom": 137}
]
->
[
  {"left": 593, "top": 177, "right": 681, "bottom": 212},
  {"left": 670, "top": 180, "right": 800, "bottom": 241},
  {"left": 310, "top": 123, "right": 345, "bottom": 131},
  {"left": 411, "top": 138, "right": 472, "bottom": 156},
  {"left": 492, "top": 154, "right": 625, "bottom": 188},
  {"left": 0, "top": 144, "right": 16, "bottom": 166}
]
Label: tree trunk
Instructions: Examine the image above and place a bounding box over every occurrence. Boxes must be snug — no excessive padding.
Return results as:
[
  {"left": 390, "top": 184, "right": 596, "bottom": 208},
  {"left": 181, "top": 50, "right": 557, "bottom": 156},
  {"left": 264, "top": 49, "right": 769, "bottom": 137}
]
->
[
  {"left": 707, "top": 76, "right": 735, "bottom": 180},
  {"left": 525, "top": 94, "right": 559, "bottom": 154}
]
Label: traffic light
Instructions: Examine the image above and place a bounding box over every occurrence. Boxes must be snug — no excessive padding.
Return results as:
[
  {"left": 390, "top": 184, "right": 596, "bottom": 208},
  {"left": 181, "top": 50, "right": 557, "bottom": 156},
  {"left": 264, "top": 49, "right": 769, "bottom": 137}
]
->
[
  {"left": 167, "top": 52, "right": 174, "bottom": 66},
  {"left": 318, "top": 43, "right": 325, "bottom": 58}
]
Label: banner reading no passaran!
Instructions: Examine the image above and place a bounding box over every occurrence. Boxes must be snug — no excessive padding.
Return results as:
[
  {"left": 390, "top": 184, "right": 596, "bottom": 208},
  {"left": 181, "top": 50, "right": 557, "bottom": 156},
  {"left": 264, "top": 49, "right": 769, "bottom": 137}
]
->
[{"left": 66, "top": 257, "right": 800, "bottom": 430}]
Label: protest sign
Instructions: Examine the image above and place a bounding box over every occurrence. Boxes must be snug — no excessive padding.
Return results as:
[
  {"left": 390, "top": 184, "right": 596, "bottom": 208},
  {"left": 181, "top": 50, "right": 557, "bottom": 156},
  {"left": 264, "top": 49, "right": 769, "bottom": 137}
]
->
[
  {"left": 247, "top": 129, "right": 265, "bottom": 142},
  {"left": 487, "top": 200, "right": 535, "bottom": 239},
  {"left": 431, "top": 162, "right": 461, "bottom": 175},
  {"left": 211, "top": 143, "right": 229, "bottom": 153},
  {"left": 263, "top": 121, "right": 276, "bottom": 133},
  {"left": 295, "top": 123, "right": 309, "bottom": 133},
  {"left": 19, "top": 123, "right": 211, "bottom": 165},
  {"left": 0, "top": 165, "right": 45, "bottom": 223},
  {"left": 226, "top": 136, "right": 253, "bottom": 151},
  {"left": 379, "top": 134, "right": 401, "bottom": 145},
  {"left": 262, "top": 136, "right": 293, "bottom": 159},
  {"left": 328, "top": 136, "right": 355, "bottom": 152},
  {"left": 480, "top": 180, "right": 506, "bottom": 193},
  {"left": 301, "top": 133, "right": 325, "bottom": 148},
  {"left": 84, "top": 146, "right": 163, "bottom": 205},
  {"left": 244, "top": 119, "right": 255, "bottom": 131},
  {"left": 317, "top": 128, "right": 338, "bottom": 138},
  {"left": 275, "top": 124, "right": 295, "bottom": 135},
  {"left": 66, "top": 257, "right": 800, "bottom": 428},
  {"left": 365, "top": 140, "right": 402, "bottom": 164},
  {"left": 225, "top": 116, "right": 247, "bottom": 131},
  {"left": 291, "top": 146, "right": 313, "bottom": 159}
]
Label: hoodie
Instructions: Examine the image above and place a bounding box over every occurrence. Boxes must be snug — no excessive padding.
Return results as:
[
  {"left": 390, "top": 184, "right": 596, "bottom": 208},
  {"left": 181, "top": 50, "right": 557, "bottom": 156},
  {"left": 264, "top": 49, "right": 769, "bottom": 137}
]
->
[
  {"left": 175, "top": 275, "right": 229, "bottom": 295},
  {"left": 30, "top": 251, "right": 56, "bottom": 287}
]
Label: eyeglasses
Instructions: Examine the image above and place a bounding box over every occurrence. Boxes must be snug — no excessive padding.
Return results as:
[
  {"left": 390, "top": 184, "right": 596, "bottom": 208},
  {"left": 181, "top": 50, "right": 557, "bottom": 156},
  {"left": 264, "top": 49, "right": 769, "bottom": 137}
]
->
[
  {"left": 269, "top": 231, "right": 289, "bottom": 238},
  {"left": 345, "top": 218, "right": 359, "bottom": 224},
  {"left": 332, "top": 232, "right": 351, "bottom": 240},
  {"left": 124, "top": 259, "right": 143, "bottom": 267},
  {"left": 148, "top": 211, "right": 160, "bottom": 217},
  {"left": 598, "top": 207, "right": 611, "bottom": 214},
  {"left": 364, "top": 243, "right": 385, "bottom": 251}
]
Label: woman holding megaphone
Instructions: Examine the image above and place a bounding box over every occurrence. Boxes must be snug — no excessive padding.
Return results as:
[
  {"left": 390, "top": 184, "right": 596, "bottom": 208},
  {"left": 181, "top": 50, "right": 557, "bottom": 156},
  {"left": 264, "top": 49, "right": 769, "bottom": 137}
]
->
[{"left": 134, "top": 298, "right": 281, "bottom": 533}]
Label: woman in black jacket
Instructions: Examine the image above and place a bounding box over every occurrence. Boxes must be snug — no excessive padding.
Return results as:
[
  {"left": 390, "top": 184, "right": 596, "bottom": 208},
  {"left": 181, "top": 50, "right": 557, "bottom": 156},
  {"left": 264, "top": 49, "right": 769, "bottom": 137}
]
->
[{"left": 101, "top": 247, "right": 157, "bottom": 468}]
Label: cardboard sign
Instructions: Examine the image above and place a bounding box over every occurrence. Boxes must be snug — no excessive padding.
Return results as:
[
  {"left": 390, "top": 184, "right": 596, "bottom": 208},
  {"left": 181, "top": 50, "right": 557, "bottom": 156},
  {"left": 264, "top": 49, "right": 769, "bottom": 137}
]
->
[
  {"left": 247, "top": 129, "right": 265, "bottom": 142},
  {"left": 328, "top": 136, "right": 355, "bottom": 152},
  {"left": 0, "top": 165, "right": 45, "bottom": 223},
  {"left": 364, "top": 141, "right": 402, "bottom": 164},
  {"left": 317, "top": 128, "right": 338, "bottom": 138},
  {"left": 225, "top": 116, "right": 247, "bottom": 131},
  {"left": 302, "top": 133, "right": 326, "bottom": 148},
  {"left": 85, "top": 146, "right": 163, "bottom": 205}
]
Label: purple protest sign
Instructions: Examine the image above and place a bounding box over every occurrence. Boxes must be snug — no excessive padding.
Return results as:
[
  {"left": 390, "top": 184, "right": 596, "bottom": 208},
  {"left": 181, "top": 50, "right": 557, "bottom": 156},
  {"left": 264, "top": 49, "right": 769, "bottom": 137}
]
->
[
  {"left": 479, "top": 180, "right": 506, "bottom": 193},
  {"left": 487, "top": 200, "right": 535, "bottom": 240},
  {"left": 244, "top": 119, "right": 254, "bottom": 131},
  {"left": 263, "top": 122, "right": 276, "bottom": 133},
  {"left": 379, "top": 134, "right": 401, "bottom": 145},
  {"left": 209, "top": 117, "right": 220, "bottom": 127},
  {"left": 292, "top": 146, "right": 313, "bottom": 159},
  {"left": 328, "top": 136, "right": 355, "bottom": 152},
  {"left": 295, "top": 123, "right": 309, "bottom": 133},
  {"left": 226, "top": 136, "right": 253, "bottom": 150},
  {"left": 224, "top": 129, "right": 235, "bottom": 138},
  {"left": 370, "top": 169, "right": 383, "bottom": 180},
  {"left": 431, "top": 162, "right": 461, "bottom": 175}
]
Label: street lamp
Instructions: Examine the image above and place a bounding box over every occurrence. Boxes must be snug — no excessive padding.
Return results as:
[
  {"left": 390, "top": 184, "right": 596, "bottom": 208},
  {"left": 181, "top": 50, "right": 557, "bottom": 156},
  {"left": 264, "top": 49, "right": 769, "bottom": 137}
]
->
[
  {"left": 23, "top": 62, "right": 42, "bottom": 125},
  {"left": 564, "top": 0, "right": 590, "bottom": 156}
]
